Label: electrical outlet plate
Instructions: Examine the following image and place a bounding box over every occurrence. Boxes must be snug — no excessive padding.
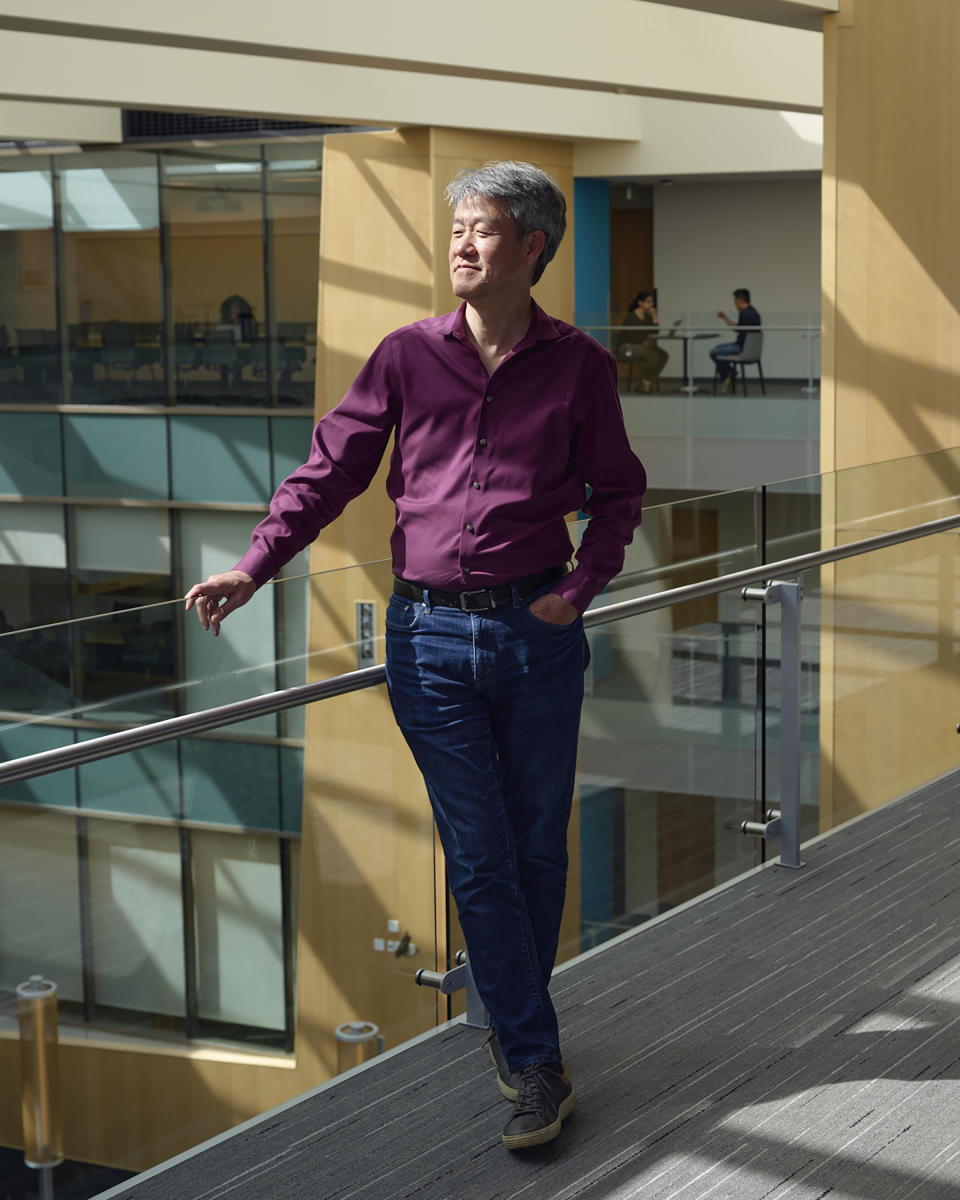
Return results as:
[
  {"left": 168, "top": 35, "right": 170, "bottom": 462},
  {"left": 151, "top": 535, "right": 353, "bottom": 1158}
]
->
[{"left": 356, "top": 601, "right": 376, "bottom": 668}]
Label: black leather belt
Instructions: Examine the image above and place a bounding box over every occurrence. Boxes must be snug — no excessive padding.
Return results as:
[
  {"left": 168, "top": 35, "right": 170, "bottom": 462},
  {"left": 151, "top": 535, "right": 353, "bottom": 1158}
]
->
[{"left": 393, "top": 565, "right": 568, "bottom": 612}]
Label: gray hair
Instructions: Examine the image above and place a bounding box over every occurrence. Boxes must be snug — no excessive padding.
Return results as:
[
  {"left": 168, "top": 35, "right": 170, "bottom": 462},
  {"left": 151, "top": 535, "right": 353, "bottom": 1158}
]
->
[{"left": 444, "top": 160, "right": 566, "bottom": 285}]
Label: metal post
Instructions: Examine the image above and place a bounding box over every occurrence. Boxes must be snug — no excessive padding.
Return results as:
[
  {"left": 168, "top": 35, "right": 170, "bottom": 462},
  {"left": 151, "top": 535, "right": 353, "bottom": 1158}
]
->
[
  {"left": 680, "top": 314, "right": 697, "bottom": 395},
  {"left": 741, "top": 577, "right": 805, "bottom": 869},
  {"left": 17, "top": 975, "right": 63, "bottom": 1196},
  {"left": 334, "top": 1021, "right": 383, "bottom": 1074},
  {"left": 802, "top": 320, "right": 819, "bottom": 396},
  {"left": 777, "top": 578, "right": 803, "bottom": 868}
]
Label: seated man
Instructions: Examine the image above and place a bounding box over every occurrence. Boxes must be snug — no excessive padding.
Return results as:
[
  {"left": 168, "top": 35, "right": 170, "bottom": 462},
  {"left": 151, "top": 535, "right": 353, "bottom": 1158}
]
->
[
  {"left": 617, "top": 290, "right": 669, "bottom": 392},
  {"left": 711, "top": 288, "right": 761, "bottom": 393}
]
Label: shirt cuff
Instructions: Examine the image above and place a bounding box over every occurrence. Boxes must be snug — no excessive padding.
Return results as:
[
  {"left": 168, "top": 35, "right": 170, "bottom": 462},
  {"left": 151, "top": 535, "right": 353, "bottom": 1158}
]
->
[
  {"left": 552, "top": 565, "right": 603, "bottom": 614},
  {"left": 233, "top": 549, "right": 274, "bottom": 589}
]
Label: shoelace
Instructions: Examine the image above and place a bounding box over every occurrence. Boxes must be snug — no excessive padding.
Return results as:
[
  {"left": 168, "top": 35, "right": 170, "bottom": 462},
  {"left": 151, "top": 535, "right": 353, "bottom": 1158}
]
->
[{"left": 513, "top": 1065, "right": 557, "bottom": 1116}]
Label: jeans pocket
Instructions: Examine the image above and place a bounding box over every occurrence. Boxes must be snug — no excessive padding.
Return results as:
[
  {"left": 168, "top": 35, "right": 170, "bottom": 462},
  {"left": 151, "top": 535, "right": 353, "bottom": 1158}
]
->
[
  {"left": 524, "top": 610, "right": 579, "bottom": 632},
  {"left": 522, "top": 580, "right": 579, "bottom": 631},
  {"left": 384, "top": 593, "right": 422, "bottom": 631}
]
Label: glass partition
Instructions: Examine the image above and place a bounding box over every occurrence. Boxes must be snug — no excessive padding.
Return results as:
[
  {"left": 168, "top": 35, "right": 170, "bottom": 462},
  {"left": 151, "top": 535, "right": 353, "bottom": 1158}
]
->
[
  {"left": 0, "top": 157, "right": 58, "bottom": 404},
  {"left": 575, "top": 487, "right": 764, "bottom": 953},
  {"left": 264, "top": 143, "right": 322, "bottom": 408},
  {"left": 0, "top": 453, "right": 957, "bottom": 1179},
  {"left": 163, "top": 145, "right": 266, "bottom": 406},
  {"left": 60, "top": 150, "right": 165, "bottom": 406},
  {"left": 0, "top": 139, "right": 323, "bottom": 410}
]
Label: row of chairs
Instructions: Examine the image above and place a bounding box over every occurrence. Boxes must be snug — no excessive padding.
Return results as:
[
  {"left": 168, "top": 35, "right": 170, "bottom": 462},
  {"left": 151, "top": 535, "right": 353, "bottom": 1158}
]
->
[{"left": 0, "top": 323, "right": 314, "bottom": 388}]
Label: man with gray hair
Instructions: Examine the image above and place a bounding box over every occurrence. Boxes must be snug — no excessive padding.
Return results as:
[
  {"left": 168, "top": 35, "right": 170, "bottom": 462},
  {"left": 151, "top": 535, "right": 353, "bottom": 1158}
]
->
[{"left": 186, "top": 160, "right": 646, "bottom": 1149}]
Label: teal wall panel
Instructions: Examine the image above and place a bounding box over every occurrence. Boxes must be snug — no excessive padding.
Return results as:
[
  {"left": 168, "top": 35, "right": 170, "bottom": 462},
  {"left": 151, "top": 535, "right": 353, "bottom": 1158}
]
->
[
  {"left": 64, "top": 414, "right": 168, "bottom": 499},
  {"left": 170, "top": 416, "right": 271, "bottom": 505},
  {"left": 0, "top": 411, "right": 62, "bottom": 495}
]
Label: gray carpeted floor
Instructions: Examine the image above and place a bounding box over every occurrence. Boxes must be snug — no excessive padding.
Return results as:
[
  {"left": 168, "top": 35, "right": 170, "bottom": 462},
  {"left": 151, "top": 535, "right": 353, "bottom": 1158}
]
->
[{"left": 96, "top": 768, "right": 960, "bottom": 1200}]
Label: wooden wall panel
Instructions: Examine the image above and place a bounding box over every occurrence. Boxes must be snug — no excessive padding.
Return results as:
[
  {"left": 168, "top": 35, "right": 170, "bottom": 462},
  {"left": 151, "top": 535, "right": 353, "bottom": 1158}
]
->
[
  {"left": 820, "top": 0, "right": 960, "bottom": 826},
  {"left": 609, "top": 208, "right": 654, "bottom": 321}
]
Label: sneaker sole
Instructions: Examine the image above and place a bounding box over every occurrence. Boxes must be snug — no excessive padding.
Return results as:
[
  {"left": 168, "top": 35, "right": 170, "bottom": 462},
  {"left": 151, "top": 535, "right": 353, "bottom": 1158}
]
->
[
  {"left": 488, "top": 1043, "right": 519, "bottom": 1101},
  {"left": 501, "top": 1089, "right": 576, "bottom": 1150}
]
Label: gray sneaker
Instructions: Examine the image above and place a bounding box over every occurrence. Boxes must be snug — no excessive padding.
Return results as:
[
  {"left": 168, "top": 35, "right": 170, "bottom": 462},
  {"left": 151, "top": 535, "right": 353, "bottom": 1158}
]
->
[
  {"left": 487, "top": 1028, "right": 521, "bottom": 1101},
  {"left": 501, "top": 1062, "right": 576, "bottom": 1150}
]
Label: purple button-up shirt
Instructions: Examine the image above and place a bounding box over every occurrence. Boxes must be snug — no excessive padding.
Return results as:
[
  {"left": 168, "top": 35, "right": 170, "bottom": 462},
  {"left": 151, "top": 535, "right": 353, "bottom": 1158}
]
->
[{"left": 235, "top": 302, "right": 646, "bottom": 612}]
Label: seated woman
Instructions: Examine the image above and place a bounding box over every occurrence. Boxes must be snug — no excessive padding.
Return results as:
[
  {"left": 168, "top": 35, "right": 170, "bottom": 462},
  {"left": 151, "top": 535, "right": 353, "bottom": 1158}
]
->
[{"left": 617, "top": 290, "right": 669, "bottom": 393}]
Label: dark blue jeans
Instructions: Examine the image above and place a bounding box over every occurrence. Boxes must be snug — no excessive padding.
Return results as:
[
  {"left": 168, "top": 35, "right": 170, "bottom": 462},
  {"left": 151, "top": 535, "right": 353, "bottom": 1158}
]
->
[
  {"left": 711, "top": 340, "right": 742, "bottom": 382},
  {"left": 384, "top": 582, "right": 590, "bottom": 1073}
]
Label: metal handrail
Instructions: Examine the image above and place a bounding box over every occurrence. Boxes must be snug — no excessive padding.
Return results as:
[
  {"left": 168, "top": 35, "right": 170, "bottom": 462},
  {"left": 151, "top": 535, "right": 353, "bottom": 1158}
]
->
[
  {"left": 582, "top": 323, "right": 819, "bottom": 333},
  {"left": 0, "top": 511, "right": 956, "bottom": 790}
]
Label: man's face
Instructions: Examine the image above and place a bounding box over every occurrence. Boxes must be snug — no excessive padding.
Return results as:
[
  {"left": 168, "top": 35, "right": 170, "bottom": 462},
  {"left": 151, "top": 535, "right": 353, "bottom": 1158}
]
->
[
  {"left": 733, "top": 295, "right": 748, "bottom": 311},
  {"left": 449, "top": 199, "right": 542, "bottom": 303}
]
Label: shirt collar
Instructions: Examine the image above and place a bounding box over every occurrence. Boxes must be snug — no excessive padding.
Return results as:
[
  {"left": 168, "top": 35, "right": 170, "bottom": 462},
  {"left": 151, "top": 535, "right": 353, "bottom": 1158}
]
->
[{"left": 442, "top": 300, "right": 564, "bottom": 347}]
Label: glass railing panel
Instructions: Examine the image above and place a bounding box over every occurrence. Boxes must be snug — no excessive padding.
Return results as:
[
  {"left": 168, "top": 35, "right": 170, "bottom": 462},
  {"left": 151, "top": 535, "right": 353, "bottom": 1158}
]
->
[
  {"left": 763, "top": 447, "right": 960, "bottom": 834},
  {"left": 0, "top": 556, "right": 392, "bottom": 835},
  {"left": 0, "top": 806, "right": 85, "bottom": 1002},
  {"left": 576, "top": 608, "right": 763, "bottom": 956},
  {"left": 764, "top": 446, "right": 960, "bottom": 563},
  {"left": 590, "top": 312, "right": 821, "bottom": 495},
  {"left": 1, "top": 453, "right": 958, "bottom": 1184},
  {"left": 583, "top": 311, "right": 820, "bottom": 392},
  {"left": 812, "top": 525, "right": 959, "bottom": 835},
  {"left": 571, "top": 488, "right": 765, "bottom": 956}
]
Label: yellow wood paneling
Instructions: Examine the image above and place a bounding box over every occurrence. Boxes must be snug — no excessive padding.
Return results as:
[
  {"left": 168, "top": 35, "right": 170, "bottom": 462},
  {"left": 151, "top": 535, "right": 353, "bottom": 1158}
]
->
[{"left": 820, "top": 0, "right": 960, "bottom": 825}]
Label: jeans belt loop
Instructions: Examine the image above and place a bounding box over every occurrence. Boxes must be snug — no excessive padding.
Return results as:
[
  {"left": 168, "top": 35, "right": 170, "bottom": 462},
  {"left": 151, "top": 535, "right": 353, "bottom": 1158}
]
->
[
  {"left": 510, "top": 582, "right": 522, "bottom": 610},
  {"left": 422, "top": 586, "right": 432, "bottom": 614}
]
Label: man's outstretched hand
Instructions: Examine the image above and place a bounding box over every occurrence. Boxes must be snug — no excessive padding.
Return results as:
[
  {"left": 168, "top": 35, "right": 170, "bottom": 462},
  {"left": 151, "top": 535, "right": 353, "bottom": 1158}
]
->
[{"left": 184, "top": 570, "right": 256, "bottom": 636}]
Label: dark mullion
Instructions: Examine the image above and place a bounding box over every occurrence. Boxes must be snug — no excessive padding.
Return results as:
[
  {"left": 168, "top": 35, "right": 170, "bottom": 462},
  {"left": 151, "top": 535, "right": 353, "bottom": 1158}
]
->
[
  {"left": 179, "top": 825, "right": 199, "bottom": 1038},
  {"left": 75, "top": 816, "right": 96, "bottom": 1024}
]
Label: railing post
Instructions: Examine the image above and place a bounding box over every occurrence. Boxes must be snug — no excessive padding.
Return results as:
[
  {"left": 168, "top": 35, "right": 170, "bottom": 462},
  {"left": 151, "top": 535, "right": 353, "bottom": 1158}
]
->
[
  {"left": 334, "top": 1021, "right": 383, "bottom": 1073},
  {"left": 17, "top": 975, "right": 63, "bottom": 1200},
  {"left": 741, "top": 576, "right": 805, "bottom": 869},
  {"left": 776, "top": 577, "right": 804, "bottom": 869},
  {"left": 802, "top": 319, "right": 819, "bottom": 396}
]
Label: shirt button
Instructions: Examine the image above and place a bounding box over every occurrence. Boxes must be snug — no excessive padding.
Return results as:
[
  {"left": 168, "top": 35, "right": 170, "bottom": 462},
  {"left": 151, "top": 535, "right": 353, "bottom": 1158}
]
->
[
  {"left": 472, "top": 480, "right": 481, "bottom": 489},
  {"left": 485, "top": 395, "right": 493, "bottom": 403},
  {"left": 464, "top": 566, "right": 471, "bottom": 574},
  {"left": 479, "top": 438, "right": 487, "bottom": 446},
  {"left": 465, "top": 523, "right": 474, "bottom": 532}
]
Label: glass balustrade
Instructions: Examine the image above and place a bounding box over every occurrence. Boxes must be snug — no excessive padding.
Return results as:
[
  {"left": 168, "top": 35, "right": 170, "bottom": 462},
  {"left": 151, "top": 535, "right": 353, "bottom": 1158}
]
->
[
  {"left": 0, "top": 452, "right": 957, "bottom": 1180},
  {"left": 582, "top": 311, "right": 820, "bottom": 495}
]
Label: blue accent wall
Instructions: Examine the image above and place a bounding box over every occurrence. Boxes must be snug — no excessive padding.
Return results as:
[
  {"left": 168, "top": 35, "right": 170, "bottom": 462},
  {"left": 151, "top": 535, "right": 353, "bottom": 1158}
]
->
[{"left": 574, "top": 178, "right": 610, "bottom": 347}]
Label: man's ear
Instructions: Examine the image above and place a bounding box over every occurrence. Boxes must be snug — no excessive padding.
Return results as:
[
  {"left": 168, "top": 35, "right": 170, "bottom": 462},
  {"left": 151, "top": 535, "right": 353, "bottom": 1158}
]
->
[{"left": 525, "top": 228, "right": 547, "bottom": 264}]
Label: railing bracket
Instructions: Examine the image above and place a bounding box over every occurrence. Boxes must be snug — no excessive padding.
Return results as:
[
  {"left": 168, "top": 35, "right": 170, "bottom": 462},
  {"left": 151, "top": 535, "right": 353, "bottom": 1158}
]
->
[{"left": 415, "top": 950, "right": 487, "bottom": 1029}]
